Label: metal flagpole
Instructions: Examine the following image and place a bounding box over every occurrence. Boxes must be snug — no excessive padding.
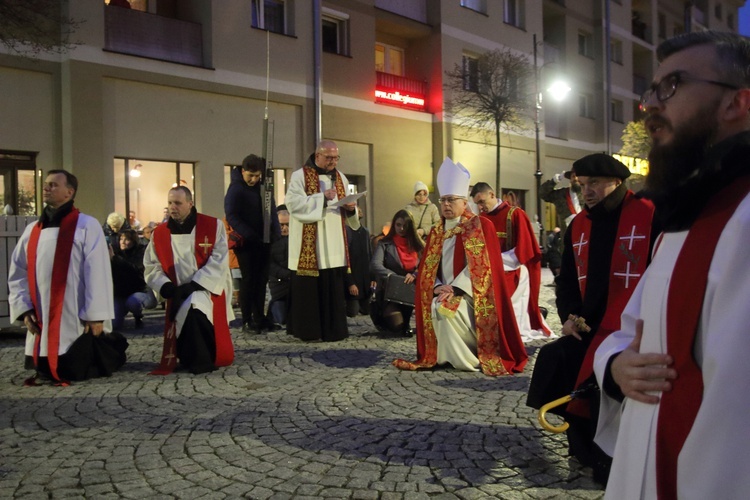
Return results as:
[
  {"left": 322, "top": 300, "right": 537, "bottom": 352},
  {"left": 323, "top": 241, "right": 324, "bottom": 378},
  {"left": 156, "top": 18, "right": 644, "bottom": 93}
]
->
[{"left": 261, "top": 28, "right": 275, "bottom": 244}]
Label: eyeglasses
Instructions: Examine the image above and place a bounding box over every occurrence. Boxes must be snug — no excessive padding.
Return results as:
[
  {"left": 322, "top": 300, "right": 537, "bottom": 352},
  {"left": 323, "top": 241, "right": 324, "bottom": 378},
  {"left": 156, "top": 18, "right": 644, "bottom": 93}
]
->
[
  {"left": 438, "top": 196, "right": 466, "bottom": 204},
  {"left": 317, "top": 153, "right": 340, "bottom": 161},
  {"left": 640, "top": 71, "right": 739, "bottom": 108}
]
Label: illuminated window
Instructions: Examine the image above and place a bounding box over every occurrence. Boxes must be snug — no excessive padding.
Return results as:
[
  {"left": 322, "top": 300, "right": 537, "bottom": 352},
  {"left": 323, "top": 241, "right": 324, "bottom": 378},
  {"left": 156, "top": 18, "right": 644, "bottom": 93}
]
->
[{"left": 375, "top": 43, "right": 404, "bottom": 76}]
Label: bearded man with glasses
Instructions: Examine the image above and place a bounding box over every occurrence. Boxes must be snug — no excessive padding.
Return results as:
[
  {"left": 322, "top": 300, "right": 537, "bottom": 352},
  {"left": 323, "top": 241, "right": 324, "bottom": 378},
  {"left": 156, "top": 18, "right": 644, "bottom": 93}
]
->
[
  {"left": 593, "top": 31, "right": 750, "bottom": 499},
  {"left": 394, "top": 158, "right": 527, "bottom": 376}
]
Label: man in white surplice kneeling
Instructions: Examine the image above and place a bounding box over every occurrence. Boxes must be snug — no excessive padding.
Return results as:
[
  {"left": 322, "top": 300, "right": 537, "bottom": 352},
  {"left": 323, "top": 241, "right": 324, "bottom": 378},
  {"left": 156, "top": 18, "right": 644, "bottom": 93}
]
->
[{"left": 144, "top": 186, "right": 235, "bottom": 375}]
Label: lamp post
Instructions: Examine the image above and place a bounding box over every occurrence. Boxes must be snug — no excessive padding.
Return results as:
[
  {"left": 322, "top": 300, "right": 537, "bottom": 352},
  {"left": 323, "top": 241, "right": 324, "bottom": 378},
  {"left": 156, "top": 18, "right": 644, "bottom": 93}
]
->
[
  {"left": 533, "top": 34, "right": 570, "bottom": 244},
  {"left": 533, "top": 34, "right": 543, "bottom": 244}
]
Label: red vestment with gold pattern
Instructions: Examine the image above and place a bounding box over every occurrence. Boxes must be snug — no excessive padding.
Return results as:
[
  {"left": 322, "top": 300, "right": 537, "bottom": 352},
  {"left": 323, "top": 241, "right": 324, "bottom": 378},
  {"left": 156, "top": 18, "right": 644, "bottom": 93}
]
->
[{"left": 393, "top": 210, "right": 527, "bottom": 375}]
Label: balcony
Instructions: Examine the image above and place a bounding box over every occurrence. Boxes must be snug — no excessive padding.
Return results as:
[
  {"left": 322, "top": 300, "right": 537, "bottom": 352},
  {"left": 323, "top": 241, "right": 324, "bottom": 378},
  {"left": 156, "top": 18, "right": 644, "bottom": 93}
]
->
[
  {"left": 375, "top": 72, "right": 428, "bottom": 111},
  {"left": 104, "top": 5, "right": 203, "bottom": 67},
  {"left": 375, "top": 0, "right": 427, "bottom": 24}
]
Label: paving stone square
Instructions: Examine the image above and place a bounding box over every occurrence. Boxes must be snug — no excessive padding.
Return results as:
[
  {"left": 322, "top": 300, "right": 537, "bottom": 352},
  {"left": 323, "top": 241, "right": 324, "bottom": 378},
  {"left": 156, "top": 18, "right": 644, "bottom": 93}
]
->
[{"left": 0, "top": 270, "right": 604, "bottom": 499}]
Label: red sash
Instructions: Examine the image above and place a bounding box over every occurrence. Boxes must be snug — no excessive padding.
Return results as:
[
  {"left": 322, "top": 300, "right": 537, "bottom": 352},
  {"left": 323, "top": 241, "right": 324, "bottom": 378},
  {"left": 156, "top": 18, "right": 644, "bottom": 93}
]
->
[
  {"left": 564, "top": 189, "right": 578, "bottom": 216},
  {"left": 26, "top": 208, "right": 80, "bottom": 385},
  {"left": 568, "top": 193, "right": 654, "bottom": 417},
  {"left": 656, "top": 175, "right": 750, "bottom": 500},
  {"left": 150, "top": 214, "right": 234, "bottom": 375}
]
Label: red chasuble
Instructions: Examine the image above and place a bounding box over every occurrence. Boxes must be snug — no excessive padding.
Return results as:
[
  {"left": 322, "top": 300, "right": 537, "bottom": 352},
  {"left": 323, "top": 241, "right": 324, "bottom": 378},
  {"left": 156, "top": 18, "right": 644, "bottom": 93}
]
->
[
  {"left": 151, "top": 214, "right": 234, "bottom": 375},
  {"left": 26, "top": 208, "right": 80, "bottom": 385},
  {"left": 482, "top": 202, "right": 551, "bottom": 335},
  {"left": 393, "top": 210, "right": 528, "bottom": 376},
  {"left": 567, "top": 192, "right": 654, "bottom": 417},
  {"left": 656, "top": 175, "right": 750, "bottom": 500}
]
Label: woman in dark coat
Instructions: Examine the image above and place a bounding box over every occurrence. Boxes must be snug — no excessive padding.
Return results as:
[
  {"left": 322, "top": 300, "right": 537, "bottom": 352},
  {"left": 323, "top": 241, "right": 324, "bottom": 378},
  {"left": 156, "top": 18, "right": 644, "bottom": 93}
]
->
[
  {"left": 369, "top": 209, "right": 424, "bottom": 335},
  {"left": 110, "top": 229, "right": 156, "bottom": 329}
]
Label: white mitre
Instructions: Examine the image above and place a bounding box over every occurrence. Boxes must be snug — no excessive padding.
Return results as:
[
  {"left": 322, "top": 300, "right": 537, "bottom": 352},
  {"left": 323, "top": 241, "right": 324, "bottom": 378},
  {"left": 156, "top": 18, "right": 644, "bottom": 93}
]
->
[{"left": 436, "top": 157, "right": 470, "bottom": 197}]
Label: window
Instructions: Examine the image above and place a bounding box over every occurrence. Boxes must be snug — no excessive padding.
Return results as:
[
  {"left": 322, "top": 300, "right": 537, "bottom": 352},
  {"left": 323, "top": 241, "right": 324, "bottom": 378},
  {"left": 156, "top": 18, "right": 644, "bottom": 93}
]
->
[
  {"left": 114, "top": 158, "right": 195, "bottom": 225},
  {"left": 610, "top": 39, "right": 623, "bottom": 64},
  {"left": 462, "top": 55, "right": 479, "bottom": 92},
  {"left": 578, "top": 31, "right": 593, "bottom": 58},
  {"left": 460, "top": 0, "right": 487, "bottom": 14},
  {"left": 503, "top": 0, "right": 525, "bottom": 29},
  {"left": 715, "top": 4, "right": 722, "bottom": 20},
  {"left": 252, "top": 0, "right": 291, "bottom": 35},
  {"left": 611, "top": 99, "right": 624, "bottom": 123},
  {"left": 578, "top": 94, "right": 592, "bottom": 118},
  {"left": 727, "top": 13, "right": 735, "bottom": 30},
  {"left": 658, "top": 12, "right": 666, "bottom": 39},
  {"left": 0, "top": 151, "right": 38, "bottom": 216},
  {"left": 375, "top": 42, "right": 404, "bottom": 76},
  {"left": 322, "top": 7, "right": 350, "bottom": 56}
]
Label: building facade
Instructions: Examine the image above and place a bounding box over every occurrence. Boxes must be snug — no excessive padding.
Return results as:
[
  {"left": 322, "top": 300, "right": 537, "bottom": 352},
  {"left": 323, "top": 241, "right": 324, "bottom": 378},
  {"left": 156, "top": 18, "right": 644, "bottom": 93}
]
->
[{"left": 0, "top": 0, "right": 745, "bottom": 230}]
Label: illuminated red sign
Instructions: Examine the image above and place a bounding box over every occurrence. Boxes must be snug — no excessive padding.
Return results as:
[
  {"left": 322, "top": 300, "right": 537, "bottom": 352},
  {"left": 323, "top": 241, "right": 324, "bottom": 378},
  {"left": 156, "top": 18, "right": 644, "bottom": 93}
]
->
[{"left": 375, "top": 87, "right": 426, "bottom": 110}]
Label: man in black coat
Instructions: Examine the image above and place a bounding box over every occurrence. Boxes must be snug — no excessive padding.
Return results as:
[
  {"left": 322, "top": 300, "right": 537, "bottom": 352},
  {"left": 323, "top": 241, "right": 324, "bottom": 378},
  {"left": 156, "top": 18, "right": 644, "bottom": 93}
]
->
[
  {"left": 344, "top": 207, "right": 373, "bottom": 317},
  {"left": 224, "top": 154, "right": 280, "bottom": 334},
  {"left": 267, "top": 206, "right": 291, "bottom": 327},
  {"left": 527, "top": 154, "right": 659, "bottom": 483}
]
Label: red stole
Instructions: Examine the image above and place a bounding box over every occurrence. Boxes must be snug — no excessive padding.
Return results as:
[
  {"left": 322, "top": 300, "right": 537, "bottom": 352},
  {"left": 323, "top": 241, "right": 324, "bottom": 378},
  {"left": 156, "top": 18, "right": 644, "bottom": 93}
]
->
[
  {"left": 482, "top": 203, "right": 550, "bottom": 335},
  {"left": 656, "top": 175, "right": 750, "bottom": 500},
  {"left": 564, "top": 189, "right": 578, "bottom": 216},
  {"left": 26, "top": 208, "right": 80, "bottom": 384},
  {"left": 567, "top": 192, "right": 654, "bottom": 417},
  {"left": 296, "top": 166, "right": 350, "bottom": 276},
  {"left": 393, "top": 210, "right": 527, "bottom": 376},
  {"left": 151, "top": 214, "right": 234, "bottom": 375}
]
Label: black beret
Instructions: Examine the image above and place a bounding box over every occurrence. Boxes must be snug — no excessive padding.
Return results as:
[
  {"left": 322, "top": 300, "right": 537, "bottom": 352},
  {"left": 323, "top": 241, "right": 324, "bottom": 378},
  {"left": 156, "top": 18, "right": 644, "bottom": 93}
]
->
[{"left": 572, "top": 154, "right": 631, "bottom": 180}]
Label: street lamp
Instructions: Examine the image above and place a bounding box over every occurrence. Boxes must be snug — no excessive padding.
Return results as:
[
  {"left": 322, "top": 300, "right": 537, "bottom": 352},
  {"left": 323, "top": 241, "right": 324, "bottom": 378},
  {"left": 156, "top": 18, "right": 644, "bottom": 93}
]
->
[{"left": 533, "top": 33, "right": 570, "bottom": 244}]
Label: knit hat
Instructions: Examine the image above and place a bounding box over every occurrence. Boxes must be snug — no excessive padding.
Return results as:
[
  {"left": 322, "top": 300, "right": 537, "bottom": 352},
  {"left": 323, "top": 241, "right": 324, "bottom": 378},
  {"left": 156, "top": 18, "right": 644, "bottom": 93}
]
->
[{"left": 413, "top": 181, "right": 429, "bottom": 195}]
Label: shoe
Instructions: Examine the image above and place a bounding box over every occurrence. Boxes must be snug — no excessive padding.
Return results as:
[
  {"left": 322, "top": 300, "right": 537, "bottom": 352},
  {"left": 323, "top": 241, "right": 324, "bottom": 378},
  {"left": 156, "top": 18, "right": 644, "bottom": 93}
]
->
[
  {"left": 134, "top": 316, "right": 144, "bottom": 329},
  {"left": 243, "top": 322, "right": 263, "bottom": 334}
]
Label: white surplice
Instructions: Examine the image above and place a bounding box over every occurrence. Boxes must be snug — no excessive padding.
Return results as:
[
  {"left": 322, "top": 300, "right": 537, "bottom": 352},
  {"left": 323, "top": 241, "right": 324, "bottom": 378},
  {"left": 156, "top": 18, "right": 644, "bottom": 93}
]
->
[
  {"left": 501, "top": 250, "right": 549, "bottom": 342},
  {"left": 594, "top": 194, "right": 750, "bottom": 500},
  {"left": 432, "top": 217, "right": 480, "bottom": 371},
  {"left": 285, "top": 168, "right": 359, "bottom": 271},
  {"left": 143, "top": 219, "right": 234, "bottom": 335},
  {"left": 8, "top": 214, "right": 114, "bottom": 357}
]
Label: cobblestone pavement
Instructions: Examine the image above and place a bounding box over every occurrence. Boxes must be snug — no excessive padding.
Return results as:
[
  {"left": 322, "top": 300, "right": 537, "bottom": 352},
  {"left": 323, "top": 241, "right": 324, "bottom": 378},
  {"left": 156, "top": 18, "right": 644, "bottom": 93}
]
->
[{"left": 0, "top": 270, "right": 604, "bottom": 499}]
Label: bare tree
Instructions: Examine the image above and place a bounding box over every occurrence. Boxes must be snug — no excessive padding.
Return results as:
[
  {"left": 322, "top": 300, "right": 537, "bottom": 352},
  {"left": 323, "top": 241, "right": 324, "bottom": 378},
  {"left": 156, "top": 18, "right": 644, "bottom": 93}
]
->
[
  {"left": 444, "top": 48, "right": 533, "bottom": 190},
  {"left": 618, "top": 120, "right": 651, "bottom": 159},
  {"left": 0, "top": 0, "right": 81, "bottom": 57}
]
